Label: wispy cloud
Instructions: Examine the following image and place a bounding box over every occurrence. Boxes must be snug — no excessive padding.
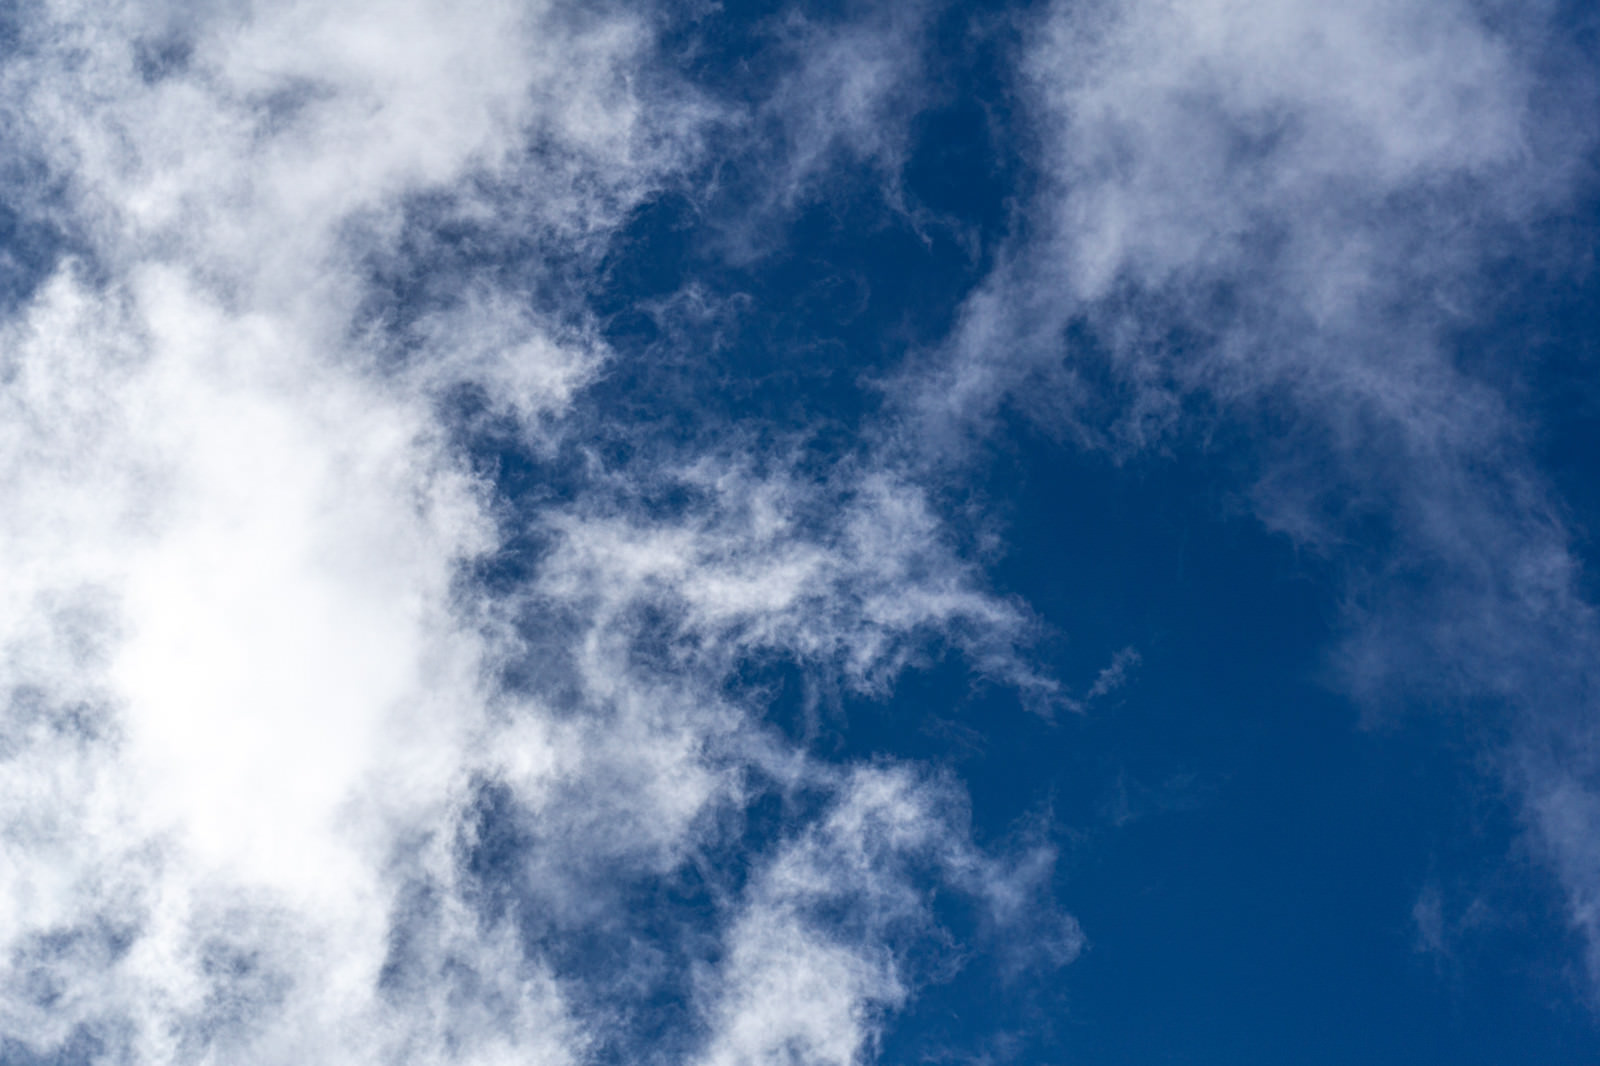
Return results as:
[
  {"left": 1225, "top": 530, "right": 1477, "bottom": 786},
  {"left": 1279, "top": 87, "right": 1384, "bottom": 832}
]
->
[
  {"left": 911, "top": 0, "right": 1600, "bottom": 993},
  {"left": 695, "top": 764, "right": 1078, "bottom": 1066}
]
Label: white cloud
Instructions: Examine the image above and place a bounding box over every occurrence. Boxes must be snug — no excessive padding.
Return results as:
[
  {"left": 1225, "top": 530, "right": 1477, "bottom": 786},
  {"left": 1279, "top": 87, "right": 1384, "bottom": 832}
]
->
[
  {"left": 1029, "top": 0, "right": 1533, "bottom": 301},
  {"left": 694, "top": 765, "right": 1078, "bottom": 1066},
  {"left": 683, "top": 2, "right": 935, "bottom": 261},
  {"left": 0, "top": 2, "right": 1069, "bottom": 1061},
  {"left": 912, "top": 0, "right": 1600, "bottom": 995},
  {"left": 533, "top": 454, "right": 1051, "bottom": 701},
  {"left": 760, "top": 5, "right": 931, "bottom": 207},
  {"left": 914, "top": 0, "right": 1574, "bottom": 447}
]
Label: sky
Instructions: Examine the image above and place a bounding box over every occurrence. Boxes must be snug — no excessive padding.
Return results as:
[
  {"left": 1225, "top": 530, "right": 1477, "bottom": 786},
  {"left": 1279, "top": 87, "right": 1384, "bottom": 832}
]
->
[{"left": 1, "top": 1, "right": 1598, "bottom": 1064}]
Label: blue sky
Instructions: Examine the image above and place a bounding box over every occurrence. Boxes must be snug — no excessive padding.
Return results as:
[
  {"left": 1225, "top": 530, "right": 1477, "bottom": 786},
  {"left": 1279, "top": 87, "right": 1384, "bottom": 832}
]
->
[{"left": 1, "top": 1, "right": 1599, "bottom": 1064}]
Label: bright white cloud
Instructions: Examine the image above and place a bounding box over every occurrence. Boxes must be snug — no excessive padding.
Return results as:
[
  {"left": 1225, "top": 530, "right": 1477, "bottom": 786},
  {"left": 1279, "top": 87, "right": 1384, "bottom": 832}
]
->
[{"left": 0, "top": 2, "right": 1067, "bottom": 1062}]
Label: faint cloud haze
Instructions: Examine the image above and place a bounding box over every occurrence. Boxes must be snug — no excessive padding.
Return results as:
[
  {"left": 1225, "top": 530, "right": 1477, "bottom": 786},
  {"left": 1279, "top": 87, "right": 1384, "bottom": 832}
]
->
[{"left": 917, "top": 0, "right": 1600, "bottom": 996}]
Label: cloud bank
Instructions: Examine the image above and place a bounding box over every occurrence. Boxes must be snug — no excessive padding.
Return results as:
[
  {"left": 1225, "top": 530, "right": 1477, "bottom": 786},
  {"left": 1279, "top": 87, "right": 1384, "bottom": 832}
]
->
[{"left": 0, "top": 2, "right": 1067, "bottom": 1063}]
